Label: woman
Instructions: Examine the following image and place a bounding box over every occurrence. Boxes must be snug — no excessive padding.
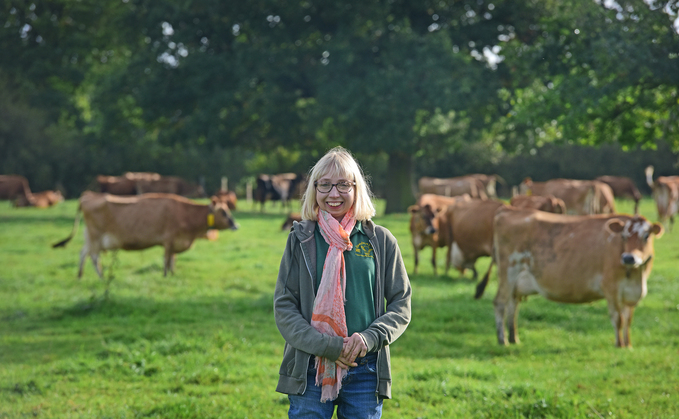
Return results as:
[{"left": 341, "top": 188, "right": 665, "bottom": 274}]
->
[{"left": 274, "top": 147, "right": 412, "bottom": 418}]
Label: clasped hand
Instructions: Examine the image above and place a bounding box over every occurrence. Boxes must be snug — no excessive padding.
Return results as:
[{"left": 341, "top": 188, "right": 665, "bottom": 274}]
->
[{"left": 335, "top": 333, "right": 367, "bottom": 370}]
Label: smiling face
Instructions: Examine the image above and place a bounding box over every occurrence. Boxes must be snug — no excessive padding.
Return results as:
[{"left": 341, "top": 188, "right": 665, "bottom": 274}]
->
[{"left": 315, "top": 174, "right": 356, "bottom": 222}]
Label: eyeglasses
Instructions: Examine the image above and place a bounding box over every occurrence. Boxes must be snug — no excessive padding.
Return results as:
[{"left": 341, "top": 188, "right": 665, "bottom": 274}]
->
[{"left": 314, "top": 181, "right": 356, "bottom": 194}]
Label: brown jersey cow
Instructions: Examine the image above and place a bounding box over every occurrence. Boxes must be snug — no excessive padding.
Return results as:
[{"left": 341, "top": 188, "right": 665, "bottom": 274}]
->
[
  {"left": 53, "top": 192, "right": 238, "bottom": 277},
  {"left": 519, "top": 178, "right": 615, "bottom": 215},
  {"left": 444, "top": 199, "right": 507, "bottom": 283},
  {"left": 0, "top": 175, "right": 33, "bottom": 204},
  {"left": 465, "top": 174, "right": 506, "bottom": 199},
  {"left": 645, "top": 165, "right": 679, "bottom": 231},
  {"left": 135, "top": 176, "right": 206, "bottom": 198},
  {"left": 418, "top": 176, "right": 488, "bottom": 200},
  {"left": 408, "top": 194, "right": 472, "bottom": 275},
  {"left": 96, "top": 175, "right": 138, "bottom": 195},
  {"left": 14, "top": 190, "right": 64, "bottom": 208},
  {"left": 510, "top": 195, "right": 566, "bottom": 214},
  {"left": 212, "top": 190, "right": 237, "bottom": 210},
  {"left": 595, "top": 175, "right": 642, "bottom": 214},
  {"left": 487, "top": 208, "right": 663, "bottom": 347}
]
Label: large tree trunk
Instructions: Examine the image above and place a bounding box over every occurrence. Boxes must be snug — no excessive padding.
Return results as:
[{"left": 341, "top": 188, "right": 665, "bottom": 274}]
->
[{"left": 384, "top": 151, "right": 415, "bottom": 214}]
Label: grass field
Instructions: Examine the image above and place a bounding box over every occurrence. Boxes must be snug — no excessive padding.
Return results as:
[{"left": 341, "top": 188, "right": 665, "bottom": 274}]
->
[{"left": 1, "top": 198, "right": 678, "bottom": 418}]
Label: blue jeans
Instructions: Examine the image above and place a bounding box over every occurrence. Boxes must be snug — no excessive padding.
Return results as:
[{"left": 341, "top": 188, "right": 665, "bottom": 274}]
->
[{"left": 288, "top": 353, "right": 383, "bottom": 419}]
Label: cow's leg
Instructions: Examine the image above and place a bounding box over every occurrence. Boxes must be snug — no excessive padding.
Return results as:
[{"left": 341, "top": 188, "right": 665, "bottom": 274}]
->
[
  {"left": 621, "top": 305, "right": 635, "bottom": 348},
  {"left": 506, "top": 296, "right": 521, "bottom": 344},
  {"left": 78, "top": 229, "right": 91, "bottom": 278},
  {"left": 444, "top": 246, "right": 451, "bottom": 276},
  {"left": 170, "top": 254, "right": 176, "bottom": 275},
  {"left": 431, "top": 247, "right": 438, "bottom": 276},
  {"left": 607, "top": 301, "right": 623, "bottom": 347},
  {"left": 90, "top": 252, "right": 103, "bottom": 278},
  {"left": 163, "top": 248, "right": 172, "bottom": 277},
  {"left": 471, "top": 265, "right": 478, "bottom": 281},
  {"left": 493, "top": 286, "right": 509, "bottom": 345},
  {"left": 78, "top": 246, "right": 88, "bottom": 278},
  {"left": 493, "top": 298, "right": 507, "bottom": 345},
  {"left": 670, "top": 215, "right": 675, "bottom": 233}
]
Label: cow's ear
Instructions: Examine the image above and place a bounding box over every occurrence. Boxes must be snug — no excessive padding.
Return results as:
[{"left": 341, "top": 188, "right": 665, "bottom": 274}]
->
[
  {"left": 408, "top": 205, "right": 419, "bottom": 213},
  {"left": 651, "top": 223, "right": 664, "bottom": 239},
  {"left": 210, "top": 196, "right": 218, "bottom": 207},
  {"left": 605, "top": 218, "right": 625, "bottom": 234}
]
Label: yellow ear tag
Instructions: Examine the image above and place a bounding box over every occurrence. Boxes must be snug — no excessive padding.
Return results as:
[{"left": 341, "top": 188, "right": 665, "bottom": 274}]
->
[{"left": 207, "top": 213, "right": 215, "bottom": 227}]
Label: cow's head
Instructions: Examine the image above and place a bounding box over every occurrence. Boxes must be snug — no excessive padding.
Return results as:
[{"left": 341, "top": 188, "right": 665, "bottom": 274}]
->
[
  {"left": 408, "top": 204, "right": 439, "bottom": 251},
  {"left": 409, "top": 204, "right": 437, "bottom": 235},
  {"left": 605, "top": 216, "right": 663, "bottom": 269},
  {"left": 209, "top": 198, "right": 239, "bottom": 231}
]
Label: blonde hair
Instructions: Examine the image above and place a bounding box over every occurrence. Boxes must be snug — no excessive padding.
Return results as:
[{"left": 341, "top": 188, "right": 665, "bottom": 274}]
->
[{"left": 301, "top": 147, "right": 376, "bottom": 221}]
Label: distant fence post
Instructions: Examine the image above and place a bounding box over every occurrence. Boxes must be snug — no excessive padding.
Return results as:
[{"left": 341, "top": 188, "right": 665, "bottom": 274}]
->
[
  {"left": 221, "top": 177, "right": 228, "bottom": 192},
  {"left": 246, "top": 180, "right": 253, "bottom": 207}
]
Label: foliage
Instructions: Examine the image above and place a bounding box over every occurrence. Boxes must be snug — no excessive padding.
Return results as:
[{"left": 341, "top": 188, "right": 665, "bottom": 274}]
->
[
  {"left": 1, "top": 0, "right": 679, "bottom": 210},
  {"left": 495, "top": 0, "right": 679, "bottom": 150}
]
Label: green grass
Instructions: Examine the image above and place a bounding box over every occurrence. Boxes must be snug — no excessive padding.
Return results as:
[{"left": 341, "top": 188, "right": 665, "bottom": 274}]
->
[{"left": 1, "top": 198, "right": 678, "bottom": 418}]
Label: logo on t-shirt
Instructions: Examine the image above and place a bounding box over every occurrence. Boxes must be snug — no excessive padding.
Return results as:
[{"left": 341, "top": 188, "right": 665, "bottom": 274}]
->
[{"left": 355, "top": 242, "right": 374, "bottom": 258}]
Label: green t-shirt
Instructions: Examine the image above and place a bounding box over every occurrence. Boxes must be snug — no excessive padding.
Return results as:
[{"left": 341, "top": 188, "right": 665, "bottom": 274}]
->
[{"left": 315, "top": 222, "right": 376, "bottom": 336}]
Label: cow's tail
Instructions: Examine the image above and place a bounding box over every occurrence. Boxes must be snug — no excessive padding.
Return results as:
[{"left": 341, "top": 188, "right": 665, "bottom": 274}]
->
[
  {"left": 474, "top": 258, "right": 495, "bottom": 299},
  {"left": 52, "top": 204, "right": 82, "bottom": 248},
  {"left": 585, "top": 185, "right": 599, "bottom": 215},
  {"left": 645, "top": 165, "right": 655, "bottom": 189}
]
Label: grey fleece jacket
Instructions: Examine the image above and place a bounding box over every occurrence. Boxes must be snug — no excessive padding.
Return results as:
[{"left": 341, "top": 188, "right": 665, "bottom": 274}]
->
[{"left": 273, "top": 219, "right": 412, "bottom": 399}]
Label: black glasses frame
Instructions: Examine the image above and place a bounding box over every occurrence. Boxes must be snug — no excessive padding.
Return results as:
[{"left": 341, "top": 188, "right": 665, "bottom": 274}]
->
[{"left": 314, "top": 181, "right": 356, "bottom": 193}]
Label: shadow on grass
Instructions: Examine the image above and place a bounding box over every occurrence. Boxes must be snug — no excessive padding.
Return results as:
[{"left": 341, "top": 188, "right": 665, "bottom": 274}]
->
[
  {"left": 0, "top": 214, "right": 76, "bottom": 225},
  {"left": 397, "top": 275, "right": 675, "bottom": 360}
]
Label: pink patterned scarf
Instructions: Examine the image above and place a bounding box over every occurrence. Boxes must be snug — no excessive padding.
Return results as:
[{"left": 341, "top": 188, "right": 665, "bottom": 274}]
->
[{"left": 311, "top": 208, "right": 356, "bottom": 402}]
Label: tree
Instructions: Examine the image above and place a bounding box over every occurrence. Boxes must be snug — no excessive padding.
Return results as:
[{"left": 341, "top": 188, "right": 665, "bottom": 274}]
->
[
  {"left": 492, "top": 0, "right": 679, "bottom": 151},
  {"left": 91, "top": 1, "right": 507, "bottom": 212}
]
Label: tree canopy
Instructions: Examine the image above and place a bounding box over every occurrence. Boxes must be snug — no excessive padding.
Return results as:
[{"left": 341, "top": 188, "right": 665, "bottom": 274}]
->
[{"left": 2, "top": 0, "right": 678, "bottom": 209}]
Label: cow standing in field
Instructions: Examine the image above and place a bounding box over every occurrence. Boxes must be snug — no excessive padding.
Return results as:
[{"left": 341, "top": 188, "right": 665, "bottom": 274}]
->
[
  {"left": 418, "top": 176, "right": 489, "bottom": 200},
  {"left": 123, "top": 172, "right": 161, "bottom": 182},
  {"left": 53, "top": 192, "right": 238, "bottom": 277},
  {"left": 212, "top": 190, "right": 237, "bottom": 210},
  {"left": 645, "top": 165, "right": 679, "bottom": 231},
  {"left": 135, "top": 176, "right": 206, "bottom": 198},
  {"left": 595, "top": 175, "right": 642, "bottom": 214},
  {"left": 15, "top": 190, "right": 64, "bottom": 208},
  {"left": 510, "top": 194, "right": 566, "bottom": 214},
  {"left": 408, "top": 194, "right": 472, "bottom": 275},
  {"left": 485, "top": 208, "right": 663, "bottom": 347},
  {"left": 519, "top": 178, "right": 615, "bottom": 215},
  {"left": 444, "top": 199, "right": 506, "bottom": 283},
  {"left": 0, "top": 175, "right": 34, "bottom": 204},
  {"left": 96, "top": 175, "right": 138, "bottom": 195},
  {"left": 254, "top": 173, "right": 305, "bottom": 211},
  {"left": 465, "top": 174, "right": 506, "bottom": 199}
]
